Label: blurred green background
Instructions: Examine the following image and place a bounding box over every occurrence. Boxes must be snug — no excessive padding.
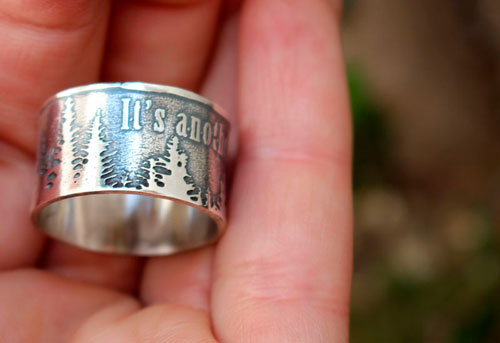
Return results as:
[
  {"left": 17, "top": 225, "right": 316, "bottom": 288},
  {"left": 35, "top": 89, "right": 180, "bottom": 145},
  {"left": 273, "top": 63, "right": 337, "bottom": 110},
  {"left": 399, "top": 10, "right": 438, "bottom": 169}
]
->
[{"left": 343, "top": 1, "right": 500, "bottom": 341}]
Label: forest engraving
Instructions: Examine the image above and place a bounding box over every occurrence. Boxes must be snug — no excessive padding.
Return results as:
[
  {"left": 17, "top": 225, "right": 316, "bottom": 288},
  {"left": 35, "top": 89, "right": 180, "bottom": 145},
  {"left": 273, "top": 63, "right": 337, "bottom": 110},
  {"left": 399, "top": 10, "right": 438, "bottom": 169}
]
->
[{"left": 38, "top": 91, "right": 228, "bottom": 212}]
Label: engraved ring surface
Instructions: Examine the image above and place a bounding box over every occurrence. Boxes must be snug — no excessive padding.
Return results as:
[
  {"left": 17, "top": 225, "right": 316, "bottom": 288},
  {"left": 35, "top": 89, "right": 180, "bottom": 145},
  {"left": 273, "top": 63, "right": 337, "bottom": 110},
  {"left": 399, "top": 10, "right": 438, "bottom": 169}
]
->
[{"left": 31, "top": 82, "right": 230, "bottom": 256}]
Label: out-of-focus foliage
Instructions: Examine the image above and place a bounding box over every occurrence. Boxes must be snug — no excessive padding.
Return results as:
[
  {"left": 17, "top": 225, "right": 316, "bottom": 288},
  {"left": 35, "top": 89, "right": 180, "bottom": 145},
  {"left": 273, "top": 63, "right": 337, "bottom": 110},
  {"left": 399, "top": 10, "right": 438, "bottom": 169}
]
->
[
  {"left": 348, "top": 65, "right": 500, "bottom": 342},
  {"left": 348, "top": 65, "right": 389, "bottom": 189}
]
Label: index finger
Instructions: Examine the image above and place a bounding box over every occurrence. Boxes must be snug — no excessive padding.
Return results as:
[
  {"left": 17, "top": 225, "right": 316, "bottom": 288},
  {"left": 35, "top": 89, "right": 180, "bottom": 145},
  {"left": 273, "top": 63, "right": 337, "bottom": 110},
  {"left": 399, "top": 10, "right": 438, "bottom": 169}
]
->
[{"left": 212, "top": 0, "right": 352, "bottom": 341}]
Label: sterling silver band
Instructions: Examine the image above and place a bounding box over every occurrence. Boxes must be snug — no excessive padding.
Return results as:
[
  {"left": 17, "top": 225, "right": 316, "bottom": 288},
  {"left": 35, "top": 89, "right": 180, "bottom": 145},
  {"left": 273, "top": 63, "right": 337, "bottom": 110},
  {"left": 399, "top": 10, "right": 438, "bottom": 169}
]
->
[{"left": 31, "top": 82, "right": 230, "bottom": 256}]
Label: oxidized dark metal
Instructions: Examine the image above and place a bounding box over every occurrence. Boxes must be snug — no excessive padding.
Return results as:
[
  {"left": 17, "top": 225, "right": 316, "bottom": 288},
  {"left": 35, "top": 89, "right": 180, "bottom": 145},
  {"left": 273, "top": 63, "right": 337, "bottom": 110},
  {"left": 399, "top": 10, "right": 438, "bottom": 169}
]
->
[{"left": 31, "top": 82, "right": 230, "bottom": 255}]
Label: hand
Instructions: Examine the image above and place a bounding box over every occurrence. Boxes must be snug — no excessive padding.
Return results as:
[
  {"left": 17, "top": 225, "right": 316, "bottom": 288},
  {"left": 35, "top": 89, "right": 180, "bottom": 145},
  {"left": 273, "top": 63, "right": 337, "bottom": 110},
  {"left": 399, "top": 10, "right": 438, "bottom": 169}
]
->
[{"left": 0, "top": 0, "right": 352, "bottom": 341}]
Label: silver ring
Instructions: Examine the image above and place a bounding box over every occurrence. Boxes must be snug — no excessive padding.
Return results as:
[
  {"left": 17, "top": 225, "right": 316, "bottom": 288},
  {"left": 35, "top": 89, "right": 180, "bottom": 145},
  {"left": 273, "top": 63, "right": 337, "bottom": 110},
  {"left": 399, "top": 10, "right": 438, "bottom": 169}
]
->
[{"left": 31, "top": 82, "right": 230, "bottom": 256}]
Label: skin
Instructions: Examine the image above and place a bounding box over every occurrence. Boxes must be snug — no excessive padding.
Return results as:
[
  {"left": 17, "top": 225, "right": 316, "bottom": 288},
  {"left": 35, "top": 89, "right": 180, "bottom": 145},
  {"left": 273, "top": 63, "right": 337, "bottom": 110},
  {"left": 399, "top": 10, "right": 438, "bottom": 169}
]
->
[{"left": 0, "top": 0, "right": 352, "bottom": 342}]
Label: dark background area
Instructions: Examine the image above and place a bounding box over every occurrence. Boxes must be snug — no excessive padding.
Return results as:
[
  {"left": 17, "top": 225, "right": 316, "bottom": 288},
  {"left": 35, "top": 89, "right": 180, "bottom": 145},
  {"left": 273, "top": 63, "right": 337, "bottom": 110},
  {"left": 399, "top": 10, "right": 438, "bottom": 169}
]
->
[{"left": 342, "top": 0, "right": 500, "bottom": 341}]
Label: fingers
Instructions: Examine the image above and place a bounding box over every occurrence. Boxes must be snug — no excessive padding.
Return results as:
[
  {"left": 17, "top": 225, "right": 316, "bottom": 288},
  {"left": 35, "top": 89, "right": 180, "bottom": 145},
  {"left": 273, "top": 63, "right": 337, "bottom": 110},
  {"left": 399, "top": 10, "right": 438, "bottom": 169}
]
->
[
  {"left": 102, "top": 0, "right": 221, "bottom": 90},
  {"left": 0, "top": 0, "right": 110, "bottom": 270},
  {"left": 0, "top": 269, "right": 216, "bottom": 342},
  {"left": 212, "top": 0, "right": 352, "bottom": 341}
]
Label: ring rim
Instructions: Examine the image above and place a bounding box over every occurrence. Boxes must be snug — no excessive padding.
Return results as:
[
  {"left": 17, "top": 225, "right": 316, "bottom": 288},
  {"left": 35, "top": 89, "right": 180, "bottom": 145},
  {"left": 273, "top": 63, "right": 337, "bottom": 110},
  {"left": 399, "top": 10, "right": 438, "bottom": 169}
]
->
[{"left": 42, "top": 81, "right": 231, "bottom": 122}]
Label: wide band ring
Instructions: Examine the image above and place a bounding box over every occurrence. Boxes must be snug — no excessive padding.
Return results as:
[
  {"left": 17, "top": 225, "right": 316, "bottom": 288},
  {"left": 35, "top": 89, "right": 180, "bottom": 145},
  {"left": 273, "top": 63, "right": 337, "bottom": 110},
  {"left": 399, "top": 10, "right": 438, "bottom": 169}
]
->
[{"left": 31, "top": 82, "right": 230, "bottom": 256}]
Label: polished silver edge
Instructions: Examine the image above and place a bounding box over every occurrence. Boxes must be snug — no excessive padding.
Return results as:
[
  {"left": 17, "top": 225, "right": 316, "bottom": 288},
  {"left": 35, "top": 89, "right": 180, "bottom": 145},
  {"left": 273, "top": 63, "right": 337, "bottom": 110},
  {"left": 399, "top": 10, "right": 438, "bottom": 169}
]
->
[
  {"left": 39, "top": 221, "right": 224, "bottom": 256},
  {"left": 43, "top": 82, "right": 231, "bottom": 122}
]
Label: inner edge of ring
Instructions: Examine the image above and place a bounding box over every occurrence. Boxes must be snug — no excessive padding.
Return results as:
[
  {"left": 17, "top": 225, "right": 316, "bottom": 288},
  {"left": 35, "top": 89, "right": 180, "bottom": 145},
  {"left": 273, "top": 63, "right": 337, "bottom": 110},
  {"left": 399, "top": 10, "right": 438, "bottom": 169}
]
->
[{"left": 33, "top": 190, "right": 224, "bottom": 256}]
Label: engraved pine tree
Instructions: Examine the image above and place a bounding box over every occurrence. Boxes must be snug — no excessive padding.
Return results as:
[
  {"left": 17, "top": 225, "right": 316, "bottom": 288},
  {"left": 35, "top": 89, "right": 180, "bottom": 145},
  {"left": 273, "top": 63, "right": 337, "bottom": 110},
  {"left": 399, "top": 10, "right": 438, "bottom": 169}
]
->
[
  {"left": 61, "top": 97, "right": 76, "bottom": 179},
  {"left": 41, "top": 100, "right": 73, "bottom": 189},
  {"left": 100, "top": 126, "right": 120, "bottom": 188},
  {"left": 143, "top": 136, "right": 201, "bottom": 204},
  {"left": 60, "top": 96, "right": 86, "bottom": 182},
  {"left": 84, "top": 109, "right": 111, "bottom": 187}
]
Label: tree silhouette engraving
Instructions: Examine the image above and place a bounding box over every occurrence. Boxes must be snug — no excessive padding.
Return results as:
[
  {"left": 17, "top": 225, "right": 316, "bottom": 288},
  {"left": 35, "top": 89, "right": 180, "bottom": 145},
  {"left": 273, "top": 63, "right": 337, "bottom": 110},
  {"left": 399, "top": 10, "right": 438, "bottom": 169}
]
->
[
  {"left": 58, "top": 96, "right": 88, "bottom": 182},
  {"left": 81, "top": 108, "right": 113, "bottom": 186},
  {"left": 100, "top": 131, "right": 121, "bottom": 188},
  {"left": 39, "top": 101, "right": 68, "bottom": 190},
  {"left": 100, "top": 135, "right": 142, "bottom": 189},
  {"left": 141, "top": 136, "right": 201, "bottom": 204}
]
